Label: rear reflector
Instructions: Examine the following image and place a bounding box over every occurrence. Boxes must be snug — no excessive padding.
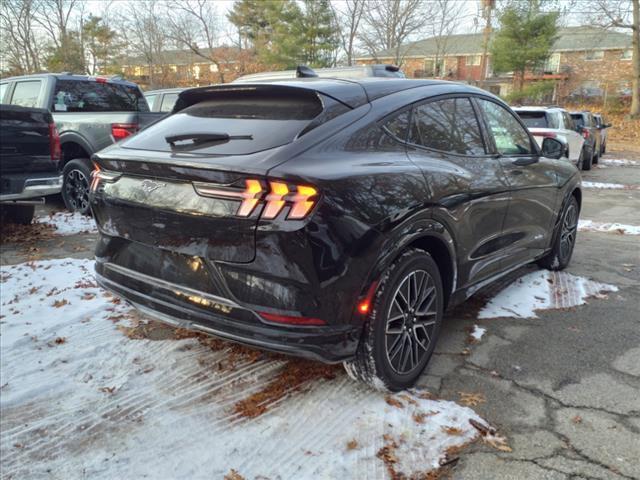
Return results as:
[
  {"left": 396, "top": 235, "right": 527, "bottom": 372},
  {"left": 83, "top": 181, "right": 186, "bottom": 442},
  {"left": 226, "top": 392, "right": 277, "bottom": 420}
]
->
[{"left": 258, "top": 311, "right": 326, "bottom": 326}]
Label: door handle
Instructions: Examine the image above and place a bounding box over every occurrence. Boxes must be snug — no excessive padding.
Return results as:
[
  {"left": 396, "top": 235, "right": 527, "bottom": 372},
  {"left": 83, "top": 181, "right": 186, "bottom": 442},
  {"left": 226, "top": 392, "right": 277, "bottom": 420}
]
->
[{"left": 512, "top": 157, "right": 538, "bottom": 167}]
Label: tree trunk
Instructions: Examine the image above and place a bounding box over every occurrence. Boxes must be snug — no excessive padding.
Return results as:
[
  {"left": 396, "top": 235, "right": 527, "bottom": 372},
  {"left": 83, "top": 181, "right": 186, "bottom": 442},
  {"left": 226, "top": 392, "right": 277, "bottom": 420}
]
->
[{"left": 631, "top": 0, "right": 639, "bottom": 117}]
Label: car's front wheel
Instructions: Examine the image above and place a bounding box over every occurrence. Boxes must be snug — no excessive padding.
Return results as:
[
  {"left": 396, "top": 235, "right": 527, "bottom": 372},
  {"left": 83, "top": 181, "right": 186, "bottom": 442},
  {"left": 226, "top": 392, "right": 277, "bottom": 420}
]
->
[
  {"left": 62, "top": 159, "right": 92, "bottom": 214},
  {"left": 344, "top": 249, "right": 444, "bottom": 391}
]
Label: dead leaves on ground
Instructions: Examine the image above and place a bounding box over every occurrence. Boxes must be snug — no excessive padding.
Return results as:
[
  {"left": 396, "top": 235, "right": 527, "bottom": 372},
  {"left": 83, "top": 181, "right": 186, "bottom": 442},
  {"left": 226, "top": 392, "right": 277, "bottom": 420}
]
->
[
  {"left": 458, "top": 391, "right": 486, "bottom": 407},
  {"left": 346, "top": 439, "right": 359, "bottom": 451},
  {"left": 469, "top": 418, "right": 512, "bottom": 452}
]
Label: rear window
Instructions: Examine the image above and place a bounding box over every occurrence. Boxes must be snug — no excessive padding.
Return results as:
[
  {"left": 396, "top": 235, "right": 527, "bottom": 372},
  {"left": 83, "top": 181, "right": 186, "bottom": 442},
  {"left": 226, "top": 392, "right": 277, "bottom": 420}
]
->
[
  {"left": 516, "top": 111, "right": 548, "bottom": 128},
  {"left": 122, "top": 91, "right": 323, "bottom": 155},
  {"left": 52, "top": 79, "right": 148, "bottom": 112},
  {"left": 571, "top": 114, "right": 585, "bottom": 128}
]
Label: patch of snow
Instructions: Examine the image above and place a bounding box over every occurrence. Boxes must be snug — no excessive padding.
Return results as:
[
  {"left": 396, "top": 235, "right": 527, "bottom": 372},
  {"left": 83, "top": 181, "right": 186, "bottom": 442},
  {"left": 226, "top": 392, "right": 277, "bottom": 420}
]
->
[
  {"left": 601, "top": 158, "right": 639, "bottom": 167},
  {"left": 478, "top": 270, "right": 617, "bottom": 319},
  {"left": 578, "top": 220, "right": 640, "bottom": 235},
  {"left": 581, "top": 181, "right": 631, "bottom": 190},
  {"left": 35, "top": 211, "right": 97, "bottom": 235},
  {"left": 1, "top": 259, "right": 488, "bottom": 479},
  {"left": 470, "top": 325, "right": 486, "bottom": 341}
]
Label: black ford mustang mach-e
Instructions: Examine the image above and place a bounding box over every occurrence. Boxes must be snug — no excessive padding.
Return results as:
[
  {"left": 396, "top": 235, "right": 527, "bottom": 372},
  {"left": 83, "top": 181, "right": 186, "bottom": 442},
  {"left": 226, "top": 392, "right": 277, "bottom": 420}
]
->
[{"left": 90, "top": 78, "right": 581, "bottom": 390}]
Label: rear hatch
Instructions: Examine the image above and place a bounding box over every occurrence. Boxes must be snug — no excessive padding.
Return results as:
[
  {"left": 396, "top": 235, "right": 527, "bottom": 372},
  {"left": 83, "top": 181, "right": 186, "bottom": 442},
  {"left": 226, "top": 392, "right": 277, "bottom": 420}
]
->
[{"left": 91, "top": 84, "right": 354, "bottom": 264}]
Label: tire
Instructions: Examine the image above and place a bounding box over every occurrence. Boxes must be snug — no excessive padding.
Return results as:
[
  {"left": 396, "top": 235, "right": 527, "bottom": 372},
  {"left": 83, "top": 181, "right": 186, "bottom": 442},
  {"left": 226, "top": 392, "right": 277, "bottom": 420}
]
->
[
  {"left": 537, "top": 196, "right": 579, "bottom": 271},
  {"left": 1, "top": 204, "right": 35, "bottom": 225},
  {"left": 602, "top": 142, "right": 606, "bottom": 155},
  {"left": 593, "top": 149, "right": 599, "bottom": 165},
  {"left": 582, "top": 149, "right": 593, "bottom": 171},
  {"left": 343, "top": 249, "right": 444, "bottom": 391},
  {"left": 576, "top": 148, "right": 584, "bottom": 170},
  {"left": 62, "top": 158, "right": 92, "bottom": 214}
]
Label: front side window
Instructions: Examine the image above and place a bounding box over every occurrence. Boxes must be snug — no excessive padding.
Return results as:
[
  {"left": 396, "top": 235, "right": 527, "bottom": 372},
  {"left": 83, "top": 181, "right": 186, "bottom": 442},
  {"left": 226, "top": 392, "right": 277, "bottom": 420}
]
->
[
  {"left": 52, "top": 80, "right": 148, "bottom": 112},
  {"left": 477, "top": 99, "right": 533, "bottom": 155},
  {"left": 0, "top": 83, "right": 8, "bottom": 103},
  {"left": 10, "top": 80, "right": 42, "bottom": 107},
  {"left": 409, "top": 97, "right": 485, "bottom": 155}
]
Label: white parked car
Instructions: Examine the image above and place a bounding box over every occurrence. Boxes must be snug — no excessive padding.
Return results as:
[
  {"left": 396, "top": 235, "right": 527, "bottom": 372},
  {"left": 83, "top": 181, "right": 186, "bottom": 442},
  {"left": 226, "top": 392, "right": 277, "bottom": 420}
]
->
[{"left": 513, "top": 106, "right": 586, "bottom": 170}]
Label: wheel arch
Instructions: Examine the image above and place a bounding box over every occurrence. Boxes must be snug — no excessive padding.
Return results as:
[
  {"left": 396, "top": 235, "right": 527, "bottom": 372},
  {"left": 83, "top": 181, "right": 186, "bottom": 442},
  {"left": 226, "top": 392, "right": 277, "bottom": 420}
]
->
[{"left": 60, "top": 132, "right": 94, "bottom": 165}]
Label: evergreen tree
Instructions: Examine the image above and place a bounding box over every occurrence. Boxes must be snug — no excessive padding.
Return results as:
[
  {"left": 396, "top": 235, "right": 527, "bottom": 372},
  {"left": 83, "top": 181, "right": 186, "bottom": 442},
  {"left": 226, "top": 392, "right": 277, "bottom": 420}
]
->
[
  {"left": 82, "top": 16, "right": 119, "bottom": 75},
  {"left": 299, "top": 0, "right": 340, "bottom": 67},
  {"left": 490, "top": 2, "right": 559, "bottom": 93},
  {"left": 46, "top": 31, "right": 85, "bottom": 73}
]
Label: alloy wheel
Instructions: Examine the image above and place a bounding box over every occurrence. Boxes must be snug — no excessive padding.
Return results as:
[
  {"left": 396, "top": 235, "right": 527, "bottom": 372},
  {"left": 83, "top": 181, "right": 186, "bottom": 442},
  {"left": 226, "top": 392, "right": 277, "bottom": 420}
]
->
[
  {"left": 560, "top": 203, "right": 578, "bottom": 260},
  {"left": 65, "top": 169, "right": 89, "bottom": 212},
  {"left": 384, "top": 269, "right": 438, "bottom": 375}
]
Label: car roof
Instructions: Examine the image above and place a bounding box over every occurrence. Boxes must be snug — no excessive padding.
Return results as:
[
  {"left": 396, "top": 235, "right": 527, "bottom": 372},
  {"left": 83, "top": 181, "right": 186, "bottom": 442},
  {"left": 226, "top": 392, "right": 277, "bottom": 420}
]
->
[
  {"left": 144, "top": 87, "right": 186, "bottom": 95},
  {"left": 1, "top": 73, "right": 139, "bottom": 88},
  {"left": 512, "top": 106, "right": 566, "bottom": 111},
  {"left": 233, "top": 64, "right": 403, "bottom": 83},
  {"left": 177, "top": 78, "right": 485, "bottom": 110}
]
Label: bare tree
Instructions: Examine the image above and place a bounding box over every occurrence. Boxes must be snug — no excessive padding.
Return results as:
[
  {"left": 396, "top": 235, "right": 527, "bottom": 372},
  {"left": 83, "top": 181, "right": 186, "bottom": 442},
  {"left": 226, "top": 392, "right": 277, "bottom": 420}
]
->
[
  {"left": 0, "top": 0, "right": 44, "bottom": 74},
  {"left": 117, "top": 1, "right": 170, "bottom": 88},
  {"left": 358, "top": 0, "right": 436, "bottom": 66},
  {"left": 165, "top": 0, "right": 226, "bottom": 83},
  {"left": 584, "top": 0, "right": 639, "bottom": 117},
  {"left": 332, "top": 0, "right": 365, "bottom": 66},
  {"left": 429, "top": 0, "right": 466, "bottom": 76},
  {"left": 34, "top": 0, "right": 81, "bottom": 48}
]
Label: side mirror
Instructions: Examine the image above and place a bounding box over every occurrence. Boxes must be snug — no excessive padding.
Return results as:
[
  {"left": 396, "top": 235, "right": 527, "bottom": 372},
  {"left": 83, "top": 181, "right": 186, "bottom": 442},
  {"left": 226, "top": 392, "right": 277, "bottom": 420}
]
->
[{"left": 541, "top": 137, "right": 564, "bottom": 159}]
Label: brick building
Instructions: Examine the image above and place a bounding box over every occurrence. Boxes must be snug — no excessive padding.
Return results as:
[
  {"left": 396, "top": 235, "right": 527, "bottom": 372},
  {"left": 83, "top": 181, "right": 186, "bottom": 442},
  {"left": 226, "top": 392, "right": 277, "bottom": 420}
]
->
[{"left": 356, "top": 26, "right": 633, "bottom": 101}]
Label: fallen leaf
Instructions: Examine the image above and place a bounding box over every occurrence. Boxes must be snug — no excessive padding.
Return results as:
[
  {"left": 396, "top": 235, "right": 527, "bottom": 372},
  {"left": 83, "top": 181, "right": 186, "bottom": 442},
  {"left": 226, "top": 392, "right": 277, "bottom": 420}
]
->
[
  {"left": 346, "top": 439, "right": 359, "bottom": 450},
  {"left": 224, "top": 470, "right": 245, "bottom": 480},
  {"left": 385, "top": 396, "right": 404, "bottom": 408},
  {"left": 458, "top": 391, "right": 486, "bottom": 407},
  {"left": 54, "top": 337, "right": 66, "bottom": 345},
  {"left": 52, "top": 299, "right": 68, "bottom": 308},
  {"left": 442, "top": 426, "right": 464, "bottom": 436},
  {"left": 99, "top": 386, "right": 116, "bottom": 394},
  {"left": 572, "top": 415, "right": 582, "bottom": 424}
]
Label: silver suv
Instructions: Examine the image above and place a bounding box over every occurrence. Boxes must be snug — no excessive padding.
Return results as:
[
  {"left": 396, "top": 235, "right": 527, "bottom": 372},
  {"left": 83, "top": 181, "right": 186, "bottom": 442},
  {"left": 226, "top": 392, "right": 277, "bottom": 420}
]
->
[{"left": 513, "top": 106, "right": 588, "bottom": 170}]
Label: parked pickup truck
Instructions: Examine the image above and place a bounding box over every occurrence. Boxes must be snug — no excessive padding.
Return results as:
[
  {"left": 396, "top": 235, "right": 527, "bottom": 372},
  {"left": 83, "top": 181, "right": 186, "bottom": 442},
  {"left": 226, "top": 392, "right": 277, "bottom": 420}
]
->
[
  {"left": 0, "top": 104, "right": 62, "bottom": 224},
  {"left": 0, "top": 74, "right": 163, "bottom": 213}
]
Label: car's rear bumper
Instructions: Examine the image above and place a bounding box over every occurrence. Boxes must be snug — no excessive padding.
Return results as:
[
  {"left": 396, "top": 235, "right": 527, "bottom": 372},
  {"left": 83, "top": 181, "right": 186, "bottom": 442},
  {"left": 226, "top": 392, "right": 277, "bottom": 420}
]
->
[
  {"left": 95, "top": 261, "right": 361, "bottom": 363},
  {"left": 0, "top": 174, "right": 62, "bottom": 202}
]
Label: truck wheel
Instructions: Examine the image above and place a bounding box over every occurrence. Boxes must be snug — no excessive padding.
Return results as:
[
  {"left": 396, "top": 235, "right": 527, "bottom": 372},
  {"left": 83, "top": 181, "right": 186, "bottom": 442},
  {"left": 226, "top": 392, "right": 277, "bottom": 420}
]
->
[
  {"left": 62, "top": 159, "right": 92, "bottom": 214},
  {"left": 1, "top": 204, "right": 35, "bottom": 225},
  {"left": 343, "top": 249, "right": 444, "bottom": 391}
]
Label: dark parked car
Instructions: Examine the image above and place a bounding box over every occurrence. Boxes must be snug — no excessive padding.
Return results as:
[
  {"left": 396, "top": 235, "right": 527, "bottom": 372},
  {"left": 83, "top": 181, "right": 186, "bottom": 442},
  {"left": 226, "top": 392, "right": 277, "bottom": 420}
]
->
[
  {"left": 0, "top": 74, "right": 163, "bottom": 214},
  {"left": 144, "top": 87, "right": 185, "bottom": 113},
  {"left": 90, "top": 79, "right": 581, "bottom": 391},
  {"left": 0, "top": 104, "right": 62, "bottom": 224},
  {"left": 593, "top": 114, "right": 611, "bottom": 155},
  {"left": 570, "top": 111, "right": 600, "bottom": 169}
]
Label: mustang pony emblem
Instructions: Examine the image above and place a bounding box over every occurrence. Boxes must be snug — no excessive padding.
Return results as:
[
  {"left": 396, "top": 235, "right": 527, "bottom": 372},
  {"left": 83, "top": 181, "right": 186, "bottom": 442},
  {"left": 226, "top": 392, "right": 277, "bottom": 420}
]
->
[{"left": 140, "top": 179, "right": 166, "bottom": 193}]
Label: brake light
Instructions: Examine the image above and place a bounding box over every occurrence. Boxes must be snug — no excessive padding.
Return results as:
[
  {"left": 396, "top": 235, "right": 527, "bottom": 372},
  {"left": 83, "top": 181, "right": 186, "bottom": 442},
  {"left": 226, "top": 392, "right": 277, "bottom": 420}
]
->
[
  {"left": 111, "top": 123, "right": 138, "bottom": 141},
  {"left": 582, "top": 128, "right": 590, "bottom": 139},
  {"left": 289, "top": 185, "right": 318, "bottom": 219},
  {"left": 96, "top": 77, "right": 107, "bottom": 83},
  {"left": 48, "top": 123, "right": 61, "bottom": 163},
  {"left": 238, "top": 179, "right": 263, "bottom": 216},
  {"left": 258, "top": 311, "right": 326, "bottom": 326}
]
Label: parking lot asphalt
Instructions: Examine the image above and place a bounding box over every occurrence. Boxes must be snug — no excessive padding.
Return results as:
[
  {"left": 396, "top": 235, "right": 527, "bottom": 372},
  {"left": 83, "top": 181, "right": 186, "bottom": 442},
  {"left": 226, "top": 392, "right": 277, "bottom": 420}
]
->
[
  {"left": 420, "top": 150, "right": 640, "bottom": 480},
  {"left": 1, "top": 149, "right": 638, "bottom": 479}
]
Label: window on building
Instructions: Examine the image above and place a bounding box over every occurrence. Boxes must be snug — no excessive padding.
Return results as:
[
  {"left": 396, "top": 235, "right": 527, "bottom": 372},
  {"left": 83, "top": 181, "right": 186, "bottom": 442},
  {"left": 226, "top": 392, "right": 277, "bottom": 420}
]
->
[
  {"left": 585, "top": 50, "right": 605, "bottom": 61},
  {"left": 544, "top": 53, "right": 561, "bottom": 73},
  {"left": 10, "top": 80, "right": 42, "bottom": 108},
  {"left": 467, "top": 55, "right": 481, "bottom": 66},
  {"left": 621, "top": 49, "right": 632, "bottom": 61}
]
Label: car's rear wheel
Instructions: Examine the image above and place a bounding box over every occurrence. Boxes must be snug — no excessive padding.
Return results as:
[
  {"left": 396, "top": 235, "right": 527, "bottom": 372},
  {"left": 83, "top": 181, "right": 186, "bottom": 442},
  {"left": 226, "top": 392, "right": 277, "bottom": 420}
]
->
[
  {"left": 62, "top": 159, "right": 92, "bottom": 214},
  {"left": 576, "top": 147, "right": 585, "bottom": 170},
  {"left": 344, "top": 249, "right": 444, "bottom": 391},
  {"left": 582, "top": 149, "right": 593, "bottom": 171},
  {"left": 1, "top": 204, "right": 35, "bottom": 225},
  {"left": 537, "top": 196, "right": 579, "bottom": 271}
]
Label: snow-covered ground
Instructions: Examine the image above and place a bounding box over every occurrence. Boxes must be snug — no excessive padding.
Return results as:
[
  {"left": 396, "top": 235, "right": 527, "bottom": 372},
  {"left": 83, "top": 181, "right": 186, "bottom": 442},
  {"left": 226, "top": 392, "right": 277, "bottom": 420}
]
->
[
  {"left": 479, "top": 270, "right": 618, "bottom": 319},
  {"left": 581, "top": 181, "right": 634, "bottom": 190},
  {"left": 1, "top": 259, "right": 489, "bottom": 479},
  {"left": 470, "top": 325, "right": 486, "bottom": 341},
  {"left": 578, "top": 219, "right": 640, "bottom": 235},
  {"left": 601, "top": 158, "right": 639, "bottom": 167},
  {"left": 35, "top": 212, "right": 97, "bottom": 235}
]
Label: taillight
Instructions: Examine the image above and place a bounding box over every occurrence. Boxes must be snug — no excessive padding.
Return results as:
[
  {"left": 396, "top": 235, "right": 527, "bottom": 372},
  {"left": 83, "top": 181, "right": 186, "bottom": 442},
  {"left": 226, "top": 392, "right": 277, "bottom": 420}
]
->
[
  {"left": 48, "top": 123, "right": 61, "bottom": 163},
  {"left": 582, "top": 128, "right": 590, "bottom": 139},
  {"left": 194, "top": 179, "right": 319, "bottom": 221},
  {"left": 90, "top": 165, "right": 122, "bottom": 192},
  {"left": 111, "top": 123, "right": 138, "bottom": 141}
]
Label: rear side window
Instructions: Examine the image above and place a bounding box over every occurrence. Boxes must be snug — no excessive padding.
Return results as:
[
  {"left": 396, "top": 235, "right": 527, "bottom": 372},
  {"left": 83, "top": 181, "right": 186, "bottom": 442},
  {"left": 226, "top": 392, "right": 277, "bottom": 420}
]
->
[
  {"left": 383, "top": 109, "right": 411, "bottom": 142},
  {"left": 144, "top": 94, "right": 157, "bottom": 110},
  {"left": 122, "top": 91, "right": 323, "bottom": 155},
  {"left": 409, "top": 97, "right": 485, "bottom": 155},
  {"left": 516, "top": 111, "right": 548, "bottom": 128},
  {"left": 10, "top": 80, "right": 42, "bottom": 107},
  {"left": 478, "top": 99, "right": 533, "bottom": 155},
  {"left": 571, "top": 114, "right": 585, "bottom": 128},
  {"left": 160, "top": 93, "right": 179, "bottom": 112},
  {"left": 52, "top": 80, "right": 148, "bottom": 112}
]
